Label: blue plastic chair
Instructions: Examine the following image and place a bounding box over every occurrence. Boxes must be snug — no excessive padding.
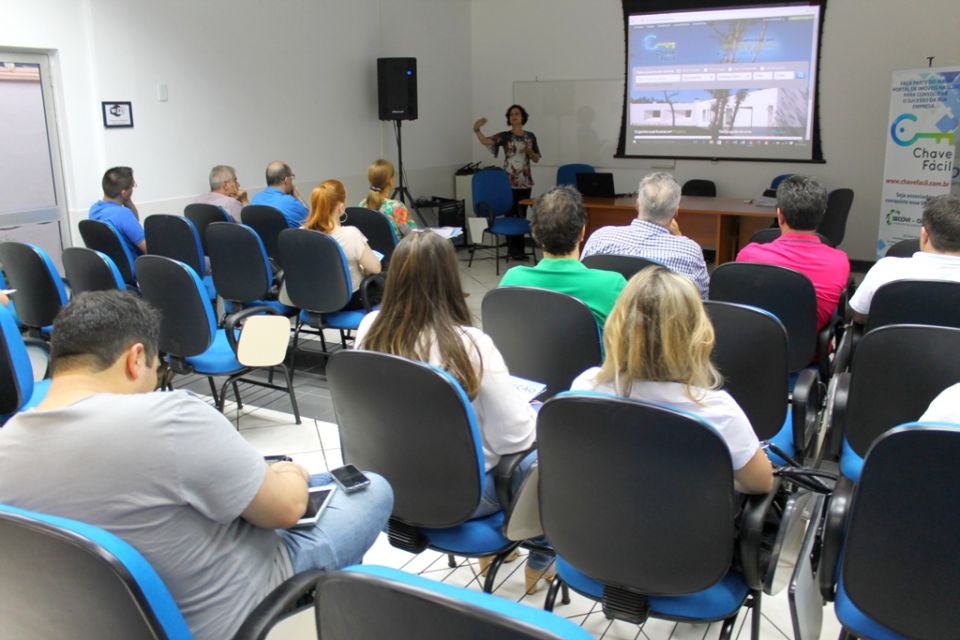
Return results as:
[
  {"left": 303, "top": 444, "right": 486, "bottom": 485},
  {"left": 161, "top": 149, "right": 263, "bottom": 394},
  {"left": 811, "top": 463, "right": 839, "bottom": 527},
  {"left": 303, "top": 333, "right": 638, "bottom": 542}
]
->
[
  {"left": 821, "top": 425, "right": 960, "bottom": 640},
  {"left": 468, "top": 168, "right": 535, "bottom": 275},
  {"left": 770, "top": 174, "right": 794, "bottom": 191},
  {"left": 135, "top": 255, "right": 300, "bottom": 424},
  {"left": 555, "top": 163, "right": 594, "bottom": 187},
  {"left": 62, "top": 247, "right": 126, "bottom": 294},
  {"left": 0, "top": 503, "right": 323, "bottom": 639},
  {"left": 79, "top": 218, "right": 138, "bottom": 287},
  {"left": 536, "top": 393, "right": 777, "bottom": 639},
  {"left": 0, "top": 242, "right": 68, "bottom": 340},
  {"left": 316, "top": 565, "right": 592, "bottom": 639},
  {"left": 0, "top": 305, "right": 49, "bottom": 423},
  {"left": 144, "top": 214, "right": 216, "bottom": 301},
  {"left": 326, "top": 350, "right": 524, "bottom": 593},
  {"left": 206, "top": 222, "right": 294, "bottom": 317}
]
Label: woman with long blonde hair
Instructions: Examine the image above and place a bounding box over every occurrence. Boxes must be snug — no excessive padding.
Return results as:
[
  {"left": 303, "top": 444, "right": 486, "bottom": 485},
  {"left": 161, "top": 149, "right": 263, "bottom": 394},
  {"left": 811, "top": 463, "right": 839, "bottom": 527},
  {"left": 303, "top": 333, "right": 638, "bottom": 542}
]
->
[
  {"left": 303, "top": 179, "right": 382, "bottom": 309},
  {"left": 571, "top": 266, "right": 773, "bottom": 494},
  {"left": 355, "top": 231, "right": 553, "bottom": 591},
  {"left": 358, "top": 159, "right": 415, "bottom": 237}
]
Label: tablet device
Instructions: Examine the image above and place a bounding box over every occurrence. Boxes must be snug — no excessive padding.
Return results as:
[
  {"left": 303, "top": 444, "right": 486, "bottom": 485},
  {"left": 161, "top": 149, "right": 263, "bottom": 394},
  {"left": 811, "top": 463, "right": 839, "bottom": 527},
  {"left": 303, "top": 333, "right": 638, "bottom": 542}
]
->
[{"left": 293, "top": 484, "right": 337, "bottom": 529}]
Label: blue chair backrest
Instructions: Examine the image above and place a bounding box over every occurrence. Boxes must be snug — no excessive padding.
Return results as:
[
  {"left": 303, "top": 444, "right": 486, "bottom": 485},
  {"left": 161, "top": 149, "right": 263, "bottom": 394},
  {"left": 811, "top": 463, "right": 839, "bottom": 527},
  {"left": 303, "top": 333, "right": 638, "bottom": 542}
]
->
[
  {"left": 278, "top": 228, "right": 353, "bottom": 313},
  {"left": 144, "top": 215, "right": 205, "bottom": 277},
  {"left": 0, "top": 242, "right": 68, "bottom": 332},
  {"left": 326, "top": 350, "right": 486, "bottom": 527},
  {"left": 0, "top": 503, "right": 191, "bottom": 639},
  {"left": 0, "top": 305, "right": 34, "bottom": 420},
  {"left": 206, "top": 222, "right": 273, "bottom": 303},
  {"left": 135, "top": 255, "right": 216, "bottom": 358},
  {"left": 62, "top": 247, "right": 126, "bottom": 294},
  {"left": 770, "top": 173, "right": 794, "bottom": 190},
  {"left": 472, "top": 169, "right": 514, "bottom": 220},
  {"left": 78, "top": 218, "right": 137, "bottom": 285},
  {"left": 316, "top": 565, "right": 593, "bottom": 639},
  {"left": 556, "top": 163, "right": 594, "bottom": 187}
]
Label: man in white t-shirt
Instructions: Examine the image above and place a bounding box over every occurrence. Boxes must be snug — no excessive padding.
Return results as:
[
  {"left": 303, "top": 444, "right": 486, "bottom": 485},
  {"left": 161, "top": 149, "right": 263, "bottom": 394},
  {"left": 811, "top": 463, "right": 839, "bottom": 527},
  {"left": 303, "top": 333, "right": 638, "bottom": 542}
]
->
[
  {"left": 0, "top": 291, "right": 393, "bottom": 639},
  {"left": 850, "top": 194, "right": 960, "bottom": 324}
]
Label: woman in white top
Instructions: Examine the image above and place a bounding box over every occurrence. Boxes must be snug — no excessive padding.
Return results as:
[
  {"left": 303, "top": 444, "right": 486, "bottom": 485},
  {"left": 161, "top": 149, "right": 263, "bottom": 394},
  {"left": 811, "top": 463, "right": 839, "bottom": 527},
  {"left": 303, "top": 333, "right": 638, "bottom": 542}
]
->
[
  {"left": 303, "top": 179, "right": 382, "bottom": 309},
  {"left": 355, "top": 232, "right": 551, "bottom": 588},
  {"left": 571, "top": 266, "right": 774, "bottom": 494}
]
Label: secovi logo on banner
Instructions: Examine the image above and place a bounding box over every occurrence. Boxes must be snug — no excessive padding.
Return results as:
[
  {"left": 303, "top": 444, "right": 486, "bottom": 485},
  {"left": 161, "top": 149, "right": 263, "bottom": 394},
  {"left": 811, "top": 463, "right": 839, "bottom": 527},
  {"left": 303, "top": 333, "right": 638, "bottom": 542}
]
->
[{"left": 885, "top": 209, "right": 922, "bottom": 226}]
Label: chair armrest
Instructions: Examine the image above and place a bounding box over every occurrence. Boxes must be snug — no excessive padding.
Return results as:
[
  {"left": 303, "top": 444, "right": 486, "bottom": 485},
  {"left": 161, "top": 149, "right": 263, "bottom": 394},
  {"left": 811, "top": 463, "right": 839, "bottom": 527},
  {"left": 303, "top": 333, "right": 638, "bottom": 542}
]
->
[
  {"left": 738, "top": 477, "right": 782, "bottom": 591},
  {"left": 233, "top": 569, "right": 324, "bottom": 640},
  {"left": 359, "top": 274, "right": 385, "bottom": 311},
  {"left": 817, "top": 315, "right": 840, "bottom": 380},
  {"left": 817, "top": 476, "right": 854, "bottom": 603},
  {"left": 493, "top": 447, "right": 536, "bottom": 512},
  {"left": 475, "top": 201, "right": 495, "bottom": 224},
  {"left": 832, "top": 322, "right": 862, "bottom": 374},
  {"left": 223, "top": 305, "right": 280, "bottom": 355},
  {"left": 791, "top": 369, "right": 821, "bottom": 465},
  {"left": 821, "top": 372, "right": 851, "bottom": 464}
]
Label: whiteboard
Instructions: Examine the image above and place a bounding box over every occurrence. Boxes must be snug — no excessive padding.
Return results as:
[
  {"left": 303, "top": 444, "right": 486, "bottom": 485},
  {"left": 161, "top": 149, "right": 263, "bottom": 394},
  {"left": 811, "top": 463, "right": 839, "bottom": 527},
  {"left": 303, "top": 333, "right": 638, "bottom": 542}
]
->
[{"left": 513, "top": 79, "right": 624, "bottom": 168}]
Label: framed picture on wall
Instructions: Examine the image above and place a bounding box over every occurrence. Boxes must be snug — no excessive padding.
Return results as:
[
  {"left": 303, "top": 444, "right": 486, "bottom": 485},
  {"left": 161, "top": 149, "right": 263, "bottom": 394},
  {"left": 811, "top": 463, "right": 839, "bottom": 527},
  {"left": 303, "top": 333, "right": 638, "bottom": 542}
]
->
[{"left": 102, "top": 101, "right": 133, "bottom": 128}]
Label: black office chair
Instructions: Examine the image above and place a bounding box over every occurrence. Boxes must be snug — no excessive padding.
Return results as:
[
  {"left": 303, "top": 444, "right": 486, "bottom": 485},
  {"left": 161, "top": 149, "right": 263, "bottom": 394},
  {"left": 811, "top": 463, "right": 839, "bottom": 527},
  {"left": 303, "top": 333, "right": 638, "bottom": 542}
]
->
[
  {"left": 78, "top": 218, "right": 138, "bottom": 287},
  {"left": 747, "top": 228, "right": 834, "bottom": 247},
  {"left": 206, "top": 222, "right": 294, "bottom": 317},
  {"left": 278, "top": 228, "right": 380, "bottom": 365},
  {"left": 184, "top": 202, "right": 233, "bottom": 254},
  {"left": 0, "top": 503, "right": 322, "bottom": 640},
  {"left": 0, "top": 242, "right": 68, "bottom": 340},
  {"left": 580, "top": 254, "right": 662, "bottom": 280},
  {"left": 710, "top": 262, "right": 827, "bottom": 378},
  {"left": 705, "top": 301, "right": 819, "bottom": 464},
  {"left": 326, "top": 350, "right": 525, "bottom": 593},
  {"left": 822, "top": 324, "right": 960, "bottom": 482},
  {"left": 681, "top": 179, "right": 717, "bottom": 197},
  {"left": 536, "top": 394, "right": 779, "bottom": 638},
  {"left": 314, "top": 564, "right": 591, "bottom": 639},
  {"left": 136, "top": 255, "right": 300, "bottom": 423},
  {"left": 241, "top": 205, "right": 289, "bottom": 262},
  {"left": 143, "top": 214, "right": 215, "bottom": 301},
  {"left": 481, "top": 287, "right": 601, "bottom": 400},
  {"left": 883, "top": 237, "right": 919, "bottom": 257},
  {"left": 817, "top": 425, "right": 960, "bottom": 639},
  {"left": 344, "top": 206, "right": 399, "bottom": 270},
  {"left": 818, "top": 188, "right": 853, "bottom": 247},
  {"left": 62, "top": 247, "right": 126, "bottom": 294}
]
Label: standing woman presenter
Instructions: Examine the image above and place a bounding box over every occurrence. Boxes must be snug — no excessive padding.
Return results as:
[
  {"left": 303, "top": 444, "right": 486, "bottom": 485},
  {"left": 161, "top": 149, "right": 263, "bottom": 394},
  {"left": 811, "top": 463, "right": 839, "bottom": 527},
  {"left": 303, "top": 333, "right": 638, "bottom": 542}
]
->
[{"left": 473, "top": 104, "right": 541, "bottom": 260}]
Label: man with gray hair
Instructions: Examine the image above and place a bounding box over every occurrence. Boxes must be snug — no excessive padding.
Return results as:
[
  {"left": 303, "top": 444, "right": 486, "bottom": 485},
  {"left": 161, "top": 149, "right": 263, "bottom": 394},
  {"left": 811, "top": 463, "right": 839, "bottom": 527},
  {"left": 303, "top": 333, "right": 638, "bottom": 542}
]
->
[
  {"left": 499, "top": 186, "right": 626, "bottom": 328},
  {"left": 194, "top": 164, "right": 248, "bottom": 221},
  {"left": 849, "top": 193, "right": 960, "bottom": 324},
  {"left": 736, "top": 175, "right": 849, "bottom": 330},
  {"left": 581, "top": 172, "right": 709, "bottom": 297}
]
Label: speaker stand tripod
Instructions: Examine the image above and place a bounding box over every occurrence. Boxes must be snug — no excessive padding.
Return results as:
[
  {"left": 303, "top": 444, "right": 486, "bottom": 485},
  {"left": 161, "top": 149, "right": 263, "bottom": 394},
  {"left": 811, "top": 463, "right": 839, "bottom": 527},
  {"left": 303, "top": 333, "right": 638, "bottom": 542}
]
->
[{"left": 391, "top": 119, "right": 426, "bottom": 227}]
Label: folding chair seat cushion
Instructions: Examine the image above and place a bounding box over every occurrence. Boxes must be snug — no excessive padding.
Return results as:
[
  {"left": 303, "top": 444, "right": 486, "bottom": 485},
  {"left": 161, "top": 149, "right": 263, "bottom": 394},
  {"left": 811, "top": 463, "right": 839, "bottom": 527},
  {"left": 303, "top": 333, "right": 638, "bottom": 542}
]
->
[
  {"left": 834, "top": 578, "right": 906, "bottom": 640},
  {"left": 184, "top": 329, "right": 243, "bottom": 375},
  {"left": 421, "top": 511, "right": 508, "bottom": 555},
  {"left": 0, "top": 503, "right": 191, "bottom": 639},
  {"left": 334, "top": 565, "right": 593, "bottom": 639},
  {"left": 555, "top": 557, "right": 750, "bottom": 621},
  {"left": 300, "top": 308, "right": 368, "bottom": 331}
]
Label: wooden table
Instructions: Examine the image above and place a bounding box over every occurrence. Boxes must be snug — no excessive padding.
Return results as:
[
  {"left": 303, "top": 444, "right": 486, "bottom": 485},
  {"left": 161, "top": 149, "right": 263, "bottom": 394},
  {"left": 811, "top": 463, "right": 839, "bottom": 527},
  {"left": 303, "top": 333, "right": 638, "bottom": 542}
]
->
[{"left": 522, "top": 195, "right": 777, "bottom": 264}]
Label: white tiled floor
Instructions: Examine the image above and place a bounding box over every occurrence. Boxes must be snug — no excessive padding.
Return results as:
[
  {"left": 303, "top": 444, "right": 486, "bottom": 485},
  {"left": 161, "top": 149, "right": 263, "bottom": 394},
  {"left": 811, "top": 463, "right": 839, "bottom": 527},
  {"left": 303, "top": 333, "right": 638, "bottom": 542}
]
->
[{"left": 192, "top": 250, "right": 844, "bottom": 639}]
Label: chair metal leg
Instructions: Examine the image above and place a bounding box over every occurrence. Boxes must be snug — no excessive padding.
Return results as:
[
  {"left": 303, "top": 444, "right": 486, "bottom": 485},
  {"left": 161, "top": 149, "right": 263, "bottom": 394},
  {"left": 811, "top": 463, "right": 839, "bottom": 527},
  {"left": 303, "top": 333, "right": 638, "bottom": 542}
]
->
[
  {"left": 207, "top": 377, "right": 219, "bottom": 405},
  {"left": 745, "top": 589, "right": 762, "bottom": 640},
  {"left": 544, "top": 576, "right": 563, "bottom": 612},
  {"left": 495, "top": 234, "right": 501, "bottom": 276},
  {"left": 290, "top": 319, "right": 303, "bottom": 381},
  {"left": 216, "top": 377, "right": 230, "bottom": 414},
  {"left": 447, "top": 554, "right": 457, "bottom": 568},
  {"left": 560, "top": 582, "right": 570, "bottom": 605},
  {"left": 232, "top": 380, "right": 243, "bottom": 409},
  {"left": 278, "top": 364, "right": 301, "bottom": 425}
]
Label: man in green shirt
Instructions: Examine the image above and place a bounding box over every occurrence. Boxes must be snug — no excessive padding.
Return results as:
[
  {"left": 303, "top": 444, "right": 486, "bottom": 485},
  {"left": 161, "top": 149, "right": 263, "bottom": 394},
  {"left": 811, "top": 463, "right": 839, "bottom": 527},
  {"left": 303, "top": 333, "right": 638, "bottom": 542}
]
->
[{"left": 499, "top": 186, "right": 627, "bottom": 328}]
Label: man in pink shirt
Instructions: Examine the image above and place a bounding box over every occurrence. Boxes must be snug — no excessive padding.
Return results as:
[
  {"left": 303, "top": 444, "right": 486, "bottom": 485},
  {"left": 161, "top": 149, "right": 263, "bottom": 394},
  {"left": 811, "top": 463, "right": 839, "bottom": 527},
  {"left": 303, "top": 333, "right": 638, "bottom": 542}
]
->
[{"left": 736, "top": 175, "right": 850, "bottom": 329}]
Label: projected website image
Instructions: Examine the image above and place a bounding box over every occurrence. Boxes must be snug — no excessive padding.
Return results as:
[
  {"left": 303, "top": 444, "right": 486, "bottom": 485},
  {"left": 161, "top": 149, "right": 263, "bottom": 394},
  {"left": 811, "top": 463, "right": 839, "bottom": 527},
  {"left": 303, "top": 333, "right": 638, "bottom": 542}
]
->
[{"left": 621, "top": 4, "right": 821, "bottom": 160}]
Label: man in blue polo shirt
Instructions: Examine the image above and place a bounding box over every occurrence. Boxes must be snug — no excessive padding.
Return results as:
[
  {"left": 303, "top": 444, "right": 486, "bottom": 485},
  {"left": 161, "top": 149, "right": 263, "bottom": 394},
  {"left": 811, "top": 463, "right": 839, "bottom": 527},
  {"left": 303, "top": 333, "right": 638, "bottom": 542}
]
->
[
  {"left": 88, "top": 166, "right": 145, "bottom": 255},
  {"left": 250, "top": 161, "right": 309, "bottom": 227}
]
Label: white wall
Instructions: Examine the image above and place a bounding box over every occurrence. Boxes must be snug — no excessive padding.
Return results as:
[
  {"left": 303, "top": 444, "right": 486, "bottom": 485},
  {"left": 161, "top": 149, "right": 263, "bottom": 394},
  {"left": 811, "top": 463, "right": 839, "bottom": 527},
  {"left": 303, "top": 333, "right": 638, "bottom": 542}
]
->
[
  {"left": 470, "top": 0, "right": 960, "bottom": 261},
  {"left": 1, "top": 0, "right": 472, "bottom": 243}
]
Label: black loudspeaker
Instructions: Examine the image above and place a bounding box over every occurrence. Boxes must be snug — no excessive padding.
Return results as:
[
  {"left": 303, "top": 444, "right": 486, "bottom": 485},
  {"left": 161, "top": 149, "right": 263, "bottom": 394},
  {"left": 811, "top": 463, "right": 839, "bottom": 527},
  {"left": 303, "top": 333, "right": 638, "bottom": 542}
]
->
[{"left": 377, "top": 58, "right": 417, "bottom": 121}]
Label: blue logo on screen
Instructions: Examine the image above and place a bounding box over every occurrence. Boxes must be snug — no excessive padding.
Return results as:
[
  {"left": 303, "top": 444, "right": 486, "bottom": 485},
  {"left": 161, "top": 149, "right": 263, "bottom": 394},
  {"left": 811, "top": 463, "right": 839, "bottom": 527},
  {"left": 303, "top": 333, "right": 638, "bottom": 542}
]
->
[{"left": 406, "top": 70, "right": 413, "bottom": 76}]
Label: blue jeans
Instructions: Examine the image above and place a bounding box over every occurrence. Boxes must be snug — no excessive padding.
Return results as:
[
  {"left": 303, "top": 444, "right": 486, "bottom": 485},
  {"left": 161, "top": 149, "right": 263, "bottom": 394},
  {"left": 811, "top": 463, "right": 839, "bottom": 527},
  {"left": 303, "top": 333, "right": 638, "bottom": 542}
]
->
[
  {"left": 472, "top": 451, "right": 553, "bottom": 572},
  {"left": 278, "top": 472, "right": 393, "bottom": 574}
]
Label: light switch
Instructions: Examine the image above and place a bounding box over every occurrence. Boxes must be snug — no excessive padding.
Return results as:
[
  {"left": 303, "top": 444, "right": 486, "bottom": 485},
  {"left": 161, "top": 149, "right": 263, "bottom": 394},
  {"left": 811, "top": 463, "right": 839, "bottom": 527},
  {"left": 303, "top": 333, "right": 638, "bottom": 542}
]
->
[{"left": 157, "top": 83, "right": 168, "bottom": 102}]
